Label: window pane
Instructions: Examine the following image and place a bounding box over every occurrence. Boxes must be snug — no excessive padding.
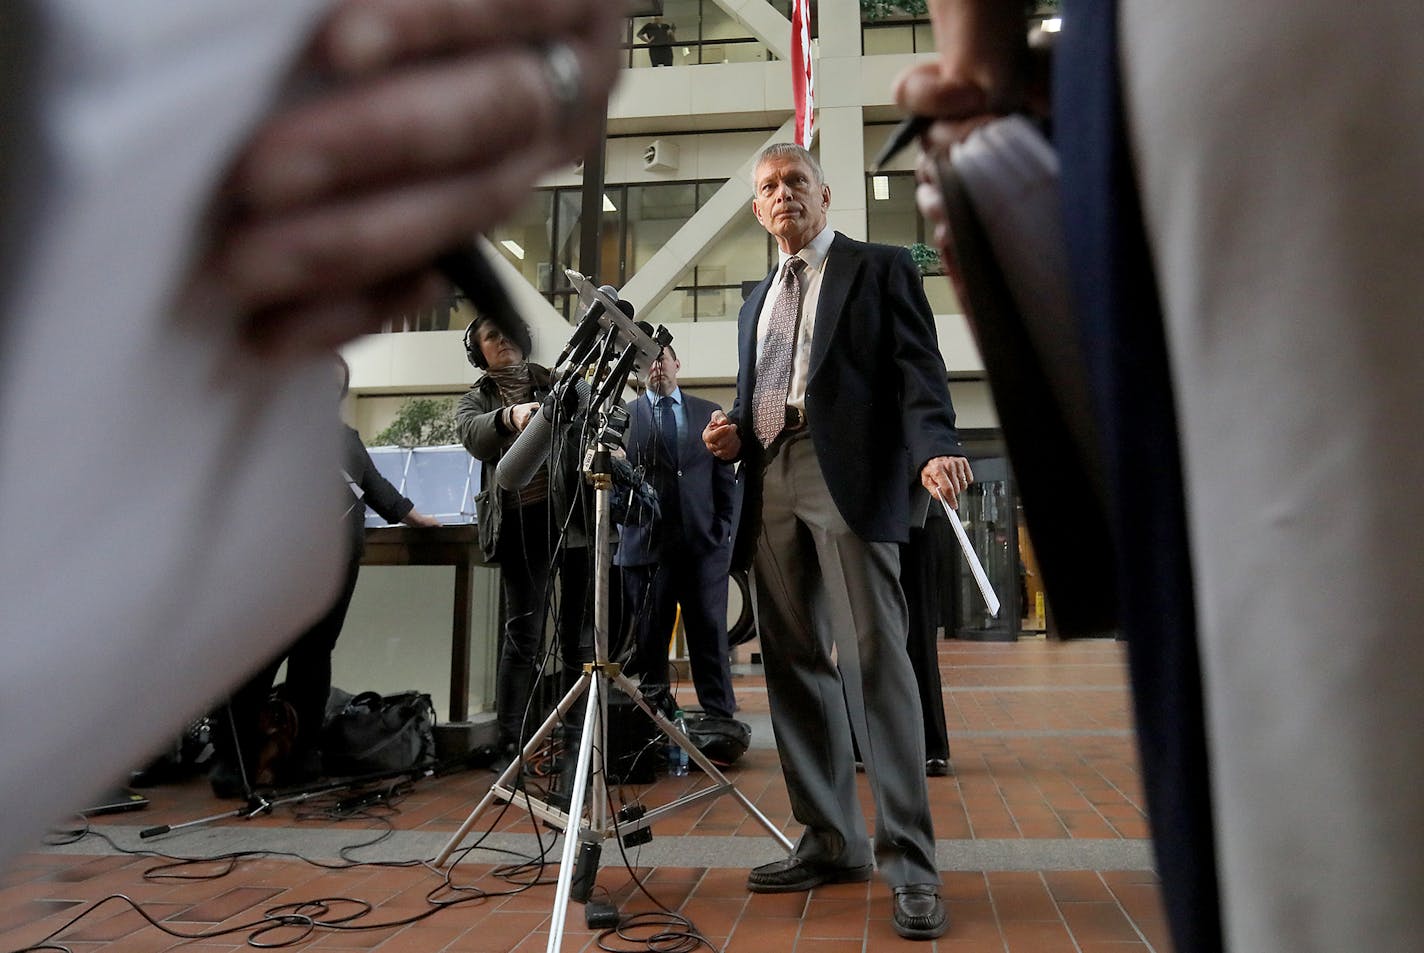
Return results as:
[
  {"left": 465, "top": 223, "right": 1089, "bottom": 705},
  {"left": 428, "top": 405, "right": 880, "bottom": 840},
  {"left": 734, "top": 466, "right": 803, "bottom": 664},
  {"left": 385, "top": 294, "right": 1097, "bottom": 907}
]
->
[
  {"left": 913, "top": 21, "right": 936, "bottom": 53},
  {"left": 693, "top": 287, "right": 745, "bottom": 321},
  {"left": 702, "top": 1, "right": 751, "bottom": 41},
  {"left": 722, "top": 39, "right": 768, "bottom": 64},
  {"left": 643, "top": 288, "right": 691, "bottom": 328},
  {"left": 863, "top": 24, "right": 914, "bottom": 55},
  {"left": 627, "top": 183, "right": 698, "bottom": 272},
  {"left": 699, "top": 208, "right": 773, "bottom": 288},
  {"left": 555, "top": 190, "right": 583, "bottom": 291},
  {"left": 865, "top": 172, "right": 920, "bottom": 248},
  {"left": 489, "top": 190, "right": 555, "bottom": 292},
  {"left": 923, "top": 275, "right": 961, "bottom": 315}
]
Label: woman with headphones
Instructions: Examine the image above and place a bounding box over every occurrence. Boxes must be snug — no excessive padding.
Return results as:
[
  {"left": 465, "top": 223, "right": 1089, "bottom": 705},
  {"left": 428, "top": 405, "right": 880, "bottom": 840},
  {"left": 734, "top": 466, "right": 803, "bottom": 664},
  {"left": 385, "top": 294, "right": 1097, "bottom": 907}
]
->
[{"left": 455, "top": 316, "right": 595, "bottom": 772}]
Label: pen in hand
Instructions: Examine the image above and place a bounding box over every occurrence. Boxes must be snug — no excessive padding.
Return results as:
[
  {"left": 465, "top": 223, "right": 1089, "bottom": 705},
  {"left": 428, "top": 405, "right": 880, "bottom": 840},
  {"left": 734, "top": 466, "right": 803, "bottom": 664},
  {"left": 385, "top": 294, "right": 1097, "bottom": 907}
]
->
[{"left": 870, "top": 114, "right": 932, "bottom": 173}]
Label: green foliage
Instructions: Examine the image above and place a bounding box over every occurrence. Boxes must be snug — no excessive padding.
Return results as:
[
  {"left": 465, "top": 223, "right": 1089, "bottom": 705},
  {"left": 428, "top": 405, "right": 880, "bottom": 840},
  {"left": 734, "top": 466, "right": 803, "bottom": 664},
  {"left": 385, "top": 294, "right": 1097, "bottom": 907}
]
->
[
  {"left": 907, "top": 241, "right": 941, "bottom": 276},
  {"left": 371, "top": 397, "right": 459, "bottom": 448},
  {"left": 860, "top": 0, "right": 928, "bottom": 18},
  {"left": 860, "top": 0, "right": 1056, "bottom": 18}
]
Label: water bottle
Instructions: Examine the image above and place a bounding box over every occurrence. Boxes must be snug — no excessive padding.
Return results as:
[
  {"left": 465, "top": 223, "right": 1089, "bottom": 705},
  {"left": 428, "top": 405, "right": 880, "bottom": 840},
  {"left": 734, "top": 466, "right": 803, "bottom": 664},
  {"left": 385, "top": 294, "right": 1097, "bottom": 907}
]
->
[{"left": 667, "top": 710, "right": 689, "bottom": 777}]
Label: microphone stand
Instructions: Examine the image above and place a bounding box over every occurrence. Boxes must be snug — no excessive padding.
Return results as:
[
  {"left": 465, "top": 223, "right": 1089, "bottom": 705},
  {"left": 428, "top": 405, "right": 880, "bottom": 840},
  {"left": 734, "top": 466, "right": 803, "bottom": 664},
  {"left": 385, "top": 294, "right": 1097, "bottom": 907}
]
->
[{"left": 434, "top": 310, "right": 793, "bottom": 952}]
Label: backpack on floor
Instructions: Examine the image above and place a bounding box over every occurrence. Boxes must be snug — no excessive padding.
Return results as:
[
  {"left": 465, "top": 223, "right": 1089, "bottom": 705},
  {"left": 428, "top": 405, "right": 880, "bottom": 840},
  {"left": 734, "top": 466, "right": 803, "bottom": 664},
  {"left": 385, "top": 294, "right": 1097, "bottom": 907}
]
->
[{"left": 321, "top": 690, "right": 436, "bottom": 776}]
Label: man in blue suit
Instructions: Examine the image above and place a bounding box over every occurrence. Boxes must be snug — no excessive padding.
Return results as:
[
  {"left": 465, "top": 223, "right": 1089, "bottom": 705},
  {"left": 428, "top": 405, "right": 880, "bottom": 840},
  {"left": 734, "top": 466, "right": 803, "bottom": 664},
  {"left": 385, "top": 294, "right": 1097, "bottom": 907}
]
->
[
  {"left": 617, "top": 345, "right": 740, "bottom": 720},
  {"left": 703, "top": 142, "right": 973, "bottom": 941}
]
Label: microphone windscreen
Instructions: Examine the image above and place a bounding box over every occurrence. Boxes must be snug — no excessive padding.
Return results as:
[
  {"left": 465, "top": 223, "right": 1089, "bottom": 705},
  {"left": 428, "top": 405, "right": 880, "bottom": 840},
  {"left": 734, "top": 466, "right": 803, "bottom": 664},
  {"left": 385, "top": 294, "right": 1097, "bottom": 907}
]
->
[
  {"left": 492, "top": 379, "right": 594, "bottom": 492},
  {"left": 571, "top": 376, "right": 593, "bottom": 411},
  {"left": 495, "top": 407, "right": 554, "bottom": 491}
]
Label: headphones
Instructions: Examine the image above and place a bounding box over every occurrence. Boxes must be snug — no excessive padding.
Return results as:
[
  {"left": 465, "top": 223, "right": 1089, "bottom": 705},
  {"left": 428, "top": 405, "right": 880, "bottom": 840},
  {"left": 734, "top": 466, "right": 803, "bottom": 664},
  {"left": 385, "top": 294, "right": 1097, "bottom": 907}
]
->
[
  {"left": 463, "top": 319, "right": 486, "bottom": 369},
  {"left": 464, "top": 315, "right": 532, "bottom": 370}
]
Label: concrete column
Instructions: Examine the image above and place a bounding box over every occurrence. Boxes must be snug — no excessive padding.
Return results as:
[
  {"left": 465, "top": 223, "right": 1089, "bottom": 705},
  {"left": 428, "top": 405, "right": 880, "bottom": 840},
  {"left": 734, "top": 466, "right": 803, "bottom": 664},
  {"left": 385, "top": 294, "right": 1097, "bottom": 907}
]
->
[{"left": 818, "top": 106, "right": 868, "bottom": 242}]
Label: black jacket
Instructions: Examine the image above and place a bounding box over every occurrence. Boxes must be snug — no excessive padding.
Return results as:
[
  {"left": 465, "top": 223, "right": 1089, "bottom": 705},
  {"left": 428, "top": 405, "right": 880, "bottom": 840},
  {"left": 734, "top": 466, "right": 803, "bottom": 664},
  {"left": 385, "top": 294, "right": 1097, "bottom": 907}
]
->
[
  {"left": 343, "top": 426, "right": 413, "bottom": 557},
  {"left": 729, "top": 232, "right": 962, "bottom": 565}
]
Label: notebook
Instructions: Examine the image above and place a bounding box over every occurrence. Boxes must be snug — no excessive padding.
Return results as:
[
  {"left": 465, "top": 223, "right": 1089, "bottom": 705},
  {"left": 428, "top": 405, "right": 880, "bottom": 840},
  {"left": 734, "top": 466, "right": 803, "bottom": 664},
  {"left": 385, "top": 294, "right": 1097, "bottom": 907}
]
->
[
  {"left": 79, "top": 787, "right": 150, "bottom": 817},
  {"left": 934, "top": 116, "right": 1119, "bottom": 637}
]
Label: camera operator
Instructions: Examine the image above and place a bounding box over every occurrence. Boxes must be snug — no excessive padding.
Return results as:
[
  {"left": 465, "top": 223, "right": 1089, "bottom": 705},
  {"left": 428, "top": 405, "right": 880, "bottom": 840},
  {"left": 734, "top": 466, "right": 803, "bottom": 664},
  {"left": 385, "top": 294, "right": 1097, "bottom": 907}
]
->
[{"left": 455, "top": 315, "right": 596, "bottom": 772}]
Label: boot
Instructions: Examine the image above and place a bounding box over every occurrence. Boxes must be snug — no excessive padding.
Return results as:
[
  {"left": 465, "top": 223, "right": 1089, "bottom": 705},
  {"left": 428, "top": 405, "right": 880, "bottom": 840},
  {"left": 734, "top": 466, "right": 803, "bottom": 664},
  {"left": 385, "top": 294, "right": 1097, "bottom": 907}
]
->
[{"left": 495, "top": 658, "right": 538, "bottom": 770}]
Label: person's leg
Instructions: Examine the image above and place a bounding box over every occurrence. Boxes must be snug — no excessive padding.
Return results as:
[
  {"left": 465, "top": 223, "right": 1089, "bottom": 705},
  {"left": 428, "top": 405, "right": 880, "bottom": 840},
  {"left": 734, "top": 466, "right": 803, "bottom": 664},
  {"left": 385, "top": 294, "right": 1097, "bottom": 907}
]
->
[
  {"left": 554, "top": 544, "right": 594, "bottom": 672},
  {"left": 751, "top": 438, "right": 871, "bottom": 872},
  {"left": 902, "top": 527, "right": 950, "bottom": 764},
  {"left": 676, "top": 552, "right": 737, "bottom": 719},
  {"left": 552, "top": 543, "right": 596, "bottom": 732},
  {"left": 622, "top": 561, "right": 677, "bottom": 691},
  {"left": 280, "top": 553, "right": 361, "bottom": 773},
  {"left": 495, "top": 503, "right": 552, "bottom": 752},
  {"left": 784, "top": 443, "right": 936, "bottom": 888},
  {"left": 210, "top": 656, "right": 282, "bottom": 796},
  {"left": 1120, "top": 4, "right": 1424, "bottom": 950},
  {"left": 1056, "top": 3, "right": 1222, "bottom": 949}
]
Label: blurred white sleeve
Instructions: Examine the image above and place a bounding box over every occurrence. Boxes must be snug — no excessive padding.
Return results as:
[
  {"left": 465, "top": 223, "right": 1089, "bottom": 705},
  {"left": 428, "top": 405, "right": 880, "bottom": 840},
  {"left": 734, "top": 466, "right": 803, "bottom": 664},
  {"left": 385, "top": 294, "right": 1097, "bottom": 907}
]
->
[{"left": 0, "top": 0, "right": 339, "bottom": 866}]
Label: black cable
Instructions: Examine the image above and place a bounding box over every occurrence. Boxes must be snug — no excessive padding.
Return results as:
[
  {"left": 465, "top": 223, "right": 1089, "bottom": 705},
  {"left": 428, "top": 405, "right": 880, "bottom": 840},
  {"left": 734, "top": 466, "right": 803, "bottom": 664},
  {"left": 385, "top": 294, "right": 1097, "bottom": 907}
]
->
[{"left": 585, "top": 746, "right": 716, "bottom": 953}]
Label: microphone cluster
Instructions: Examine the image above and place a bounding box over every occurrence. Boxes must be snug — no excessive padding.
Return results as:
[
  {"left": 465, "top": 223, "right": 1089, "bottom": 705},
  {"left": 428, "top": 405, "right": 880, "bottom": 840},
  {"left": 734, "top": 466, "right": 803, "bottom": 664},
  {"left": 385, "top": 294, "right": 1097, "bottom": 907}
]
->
[
  {"left": 494, "top": 275, "right": 673, "bottom": 504},
  {"left": 495, "top": 378, "right": 592, "bottom": 492}
]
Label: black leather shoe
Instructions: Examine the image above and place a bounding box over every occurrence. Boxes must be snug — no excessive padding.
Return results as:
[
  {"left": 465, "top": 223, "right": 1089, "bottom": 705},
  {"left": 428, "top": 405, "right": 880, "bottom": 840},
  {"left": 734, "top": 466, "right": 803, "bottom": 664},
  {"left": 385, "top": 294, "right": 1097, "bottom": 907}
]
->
[
  {"left": 746, "top": 857, "right": 873, "bottom": 894},
  {"left": 488, "top": 742, "right": 519, "bottom": 776},
  {"left": 208, "top": 762, "right": 247, "bottom": 800},
  {"left": 892, "top": 884, "right": 947, "bottom": 940},
  {"left": 925, "top": 758, "right": 953, "bottom": 777}
]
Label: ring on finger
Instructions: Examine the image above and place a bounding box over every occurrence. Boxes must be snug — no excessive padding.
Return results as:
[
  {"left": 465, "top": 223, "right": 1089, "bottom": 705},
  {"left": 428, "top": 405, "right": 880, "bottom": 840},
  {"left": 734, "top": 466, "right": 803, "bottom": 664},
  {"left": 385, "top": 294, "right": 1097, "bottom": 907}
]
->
[{"left": 537, "top": 40, "right": 583, "bottom": 126}]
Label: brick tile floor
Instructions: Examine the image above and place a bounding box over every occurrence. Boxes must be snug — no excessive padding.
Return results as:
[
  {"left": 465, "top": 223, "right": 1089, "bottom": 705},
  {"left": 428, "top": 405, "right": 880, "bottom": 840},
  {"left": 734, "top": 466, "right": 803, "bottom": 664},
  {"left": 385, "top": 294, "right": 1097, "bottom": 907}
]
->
[{"left": 1, "top": 639, "right": 1171, "bottom": 952}]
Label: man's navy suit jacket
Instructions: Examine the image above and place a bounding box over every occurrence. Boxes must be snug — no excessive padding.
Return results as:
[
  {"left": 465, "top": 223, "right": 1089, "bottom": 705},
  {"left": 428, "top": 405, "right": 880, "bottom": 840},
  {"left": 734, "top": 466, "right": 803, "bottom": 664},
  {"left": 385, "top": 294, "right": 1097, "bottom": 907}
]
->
[
  {"left": 615, "top": 391, "right": 738, "bottom": 567},
  {"left": 728, "top": 232, "right": 963, "bottom": 563}
]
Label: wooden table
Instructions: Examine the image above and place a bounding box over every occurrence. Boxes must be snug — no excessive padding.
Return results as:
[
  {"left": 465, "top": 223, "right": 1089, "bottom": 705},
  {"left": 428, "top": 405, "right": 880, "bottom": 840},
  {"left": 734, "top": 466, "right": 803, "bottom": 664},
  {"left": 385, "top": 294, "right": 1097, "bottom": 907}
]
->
[{"left": 361, "top": 524, "right": 491, "bottom": 721}]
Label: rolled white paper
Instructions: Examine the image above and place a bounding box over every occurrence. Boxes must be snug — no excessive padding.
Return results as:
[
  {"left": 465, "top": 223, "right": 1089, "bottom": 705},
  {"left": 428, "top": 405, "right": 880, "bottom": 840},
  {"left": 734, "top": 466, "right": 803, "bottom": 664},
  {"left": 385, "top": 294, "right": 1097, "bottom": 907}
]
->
[{"left": 938, "top": 491, "right": 1002, "bottom": 618}]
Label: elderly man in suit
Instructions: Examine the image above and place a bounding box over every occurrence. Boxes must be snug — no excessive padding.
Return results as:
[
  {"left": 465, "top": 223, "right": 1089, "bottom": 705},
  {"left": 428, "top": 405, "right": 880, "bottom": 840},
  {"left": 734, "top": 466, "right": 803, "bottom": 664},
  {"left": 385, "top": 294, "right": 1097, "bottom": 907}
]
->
[
  {"left": 617, "top": 345, "right": 740, "bottom": 721},
  {"left": 703, "top": 142, "right": 973, "bottom": 941}
]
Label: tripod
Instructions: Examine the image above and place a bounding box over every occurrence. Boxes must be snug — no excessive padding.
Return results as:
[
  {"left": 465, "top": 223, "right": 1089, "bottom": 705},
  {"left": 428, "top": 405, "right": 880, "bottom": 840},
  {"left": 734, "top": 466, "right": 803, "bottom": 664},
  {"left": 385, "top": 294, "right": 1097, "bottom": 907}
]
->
[
  {"left": 140, "top": 764, "right": 430, "bottom": 840},
  {"left": 434, "top": 397, "right": 792, "bottom": 953}
]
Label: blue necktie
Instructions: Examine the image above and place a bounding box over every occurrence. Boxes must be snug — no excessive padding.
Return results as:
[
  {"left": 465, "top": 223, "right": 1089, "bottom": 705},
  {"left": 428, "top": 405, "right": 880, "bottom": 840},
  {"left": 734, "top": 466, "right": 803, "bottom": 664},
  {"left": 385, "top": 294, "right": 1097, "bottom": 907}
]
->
[{"left": 657, "top": 395, "right": 679, "bottom": 469}]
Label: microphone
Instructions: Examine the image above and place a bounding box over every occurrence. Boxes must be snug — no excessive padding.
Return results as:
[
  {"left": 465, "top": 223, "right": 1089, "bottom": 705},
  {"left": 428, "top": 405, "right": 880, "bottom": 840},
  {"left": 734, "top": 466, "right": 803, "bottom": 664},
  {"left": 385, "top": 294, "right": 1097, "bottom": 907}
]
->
[
  {"left": 436, "top": 246, "right": 530, "bottom": 355},
  {"left": 564, "top": 269, "right": 665, "bottom": 370},
  {"left": 555, "top": 285, "right": 621, "bottom": 370},
  {"left": 566, "top": 299, "right": 635, "bottom": 375},
  {"left": 593, "top": 336, "right": 645, "bottom": 411},
  {"left": 495, "top": 377, "right": 593, "bottom": 491}
]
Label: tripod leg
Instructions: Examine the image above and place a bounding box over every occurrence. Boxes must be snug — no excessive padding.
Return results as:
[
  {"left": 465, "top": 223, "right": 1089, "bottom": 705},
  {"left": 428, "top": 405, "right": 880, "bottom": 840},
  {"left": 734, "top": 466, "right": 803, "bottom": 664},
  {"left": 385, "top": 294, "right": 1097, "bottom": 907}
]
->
[
  {"left": 434, "top": 672, "right": 593, "bottom": 867},
  {"left": 547, "top": 670, "right": 603, "bottom": 953},
  {"left": 612, "top": 673, "right": 795, "bottom": 852}
]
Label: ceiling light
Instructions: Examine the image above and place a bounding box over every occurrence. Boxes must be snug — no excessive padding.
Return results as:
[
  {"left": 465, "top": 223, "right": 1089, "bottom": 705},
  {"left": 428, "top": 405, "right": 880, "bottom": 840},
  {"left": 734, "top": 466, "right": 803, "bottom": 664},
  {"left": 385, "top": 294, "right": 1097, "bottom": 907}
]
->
[
  {"left": 1041, "top": 17, "right": 1062, "bottom": 32},
  {"left": 872, "top": 175, "right": 890, "bottom": 201},
  {"left": 500, "top": 239, "right": 525, "bottom": 260},
  {"left": 603, "top": 194, "right": 618, "bottom": 213}
]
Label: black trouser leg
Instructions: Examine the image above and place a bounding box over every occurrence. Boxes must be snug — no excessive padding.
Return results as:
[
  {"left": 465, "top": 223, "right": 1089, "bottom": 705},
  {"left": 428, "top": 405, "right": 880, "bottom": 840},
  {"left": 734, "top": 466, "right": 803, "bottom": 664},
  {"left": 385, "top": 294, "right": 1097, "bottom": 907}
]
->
[
  {"left": 496, "top": 503, "right": 553, "bottom": 748},
  {"left": 281, "top": 554, "right": 361, "bottom": 758},
  {"left": 903, "top": 528, "right": 950, "bottom": 761}
]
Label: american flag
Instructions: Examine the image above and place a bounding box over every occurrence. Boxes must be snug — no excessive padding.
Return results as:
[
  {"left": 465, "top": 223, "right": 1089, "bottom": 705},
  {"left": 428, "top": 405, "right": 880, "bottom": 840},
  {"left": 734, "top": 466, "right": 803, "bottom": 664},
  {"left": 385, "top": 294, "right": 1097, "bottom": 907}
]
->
[{"left": 791, "top": 0, "right": 814, "bottom": 147}]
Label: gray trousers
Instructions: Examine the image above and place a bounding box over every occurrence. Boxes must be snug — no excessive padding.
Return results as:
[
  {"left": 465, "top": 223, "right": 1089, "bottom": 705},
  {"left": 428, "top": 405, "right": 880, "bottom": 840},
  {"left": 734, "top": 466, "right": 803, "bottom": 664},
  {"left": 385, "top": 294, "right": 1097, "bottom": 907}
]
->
[{"left": 752, "top": 435, "right": 938, "bottom": 887}]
